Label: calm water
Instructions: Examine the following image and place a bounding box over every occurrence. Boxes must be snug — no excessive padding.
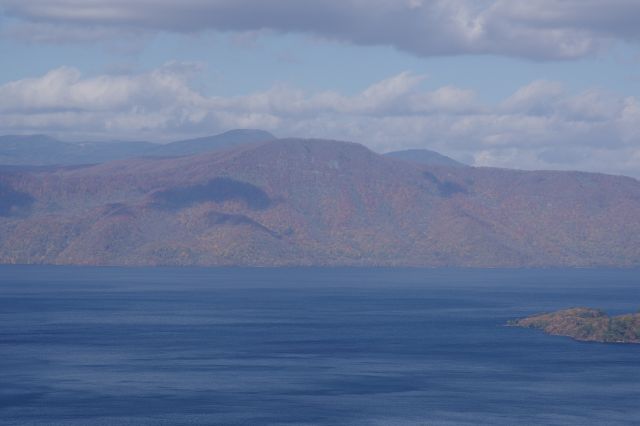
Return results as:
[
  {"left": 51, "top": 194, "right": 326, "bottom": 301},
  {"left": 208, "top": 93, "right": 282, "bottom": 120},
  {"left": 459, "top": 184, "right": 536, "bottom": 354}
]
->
[{"left": 1, "top": 267, "right": 639, "bottom": 425}]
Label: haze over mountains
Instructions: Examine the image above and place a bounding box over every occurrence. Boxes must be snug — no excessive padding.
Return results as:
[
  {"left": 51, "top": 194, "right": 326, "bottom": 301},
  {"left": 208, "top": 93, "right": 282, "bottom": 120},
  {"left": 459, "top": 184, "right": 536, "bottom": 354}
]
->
[
  {"left": 0, "top": 129, "right": 277, "bottom": 166},
  {"left": 0, "top": 130, "right": 638, "bottom": 267}
]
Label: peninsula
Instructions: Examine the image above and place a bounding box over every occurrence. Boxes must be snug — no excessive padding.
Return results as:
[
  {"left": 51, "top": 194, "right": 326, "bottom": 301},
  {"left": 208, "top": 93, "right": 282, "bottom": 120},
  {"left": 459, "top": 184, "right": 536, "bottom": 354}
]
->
[{"left": 509, "top": 307, "right": 640, "bottom": 344}]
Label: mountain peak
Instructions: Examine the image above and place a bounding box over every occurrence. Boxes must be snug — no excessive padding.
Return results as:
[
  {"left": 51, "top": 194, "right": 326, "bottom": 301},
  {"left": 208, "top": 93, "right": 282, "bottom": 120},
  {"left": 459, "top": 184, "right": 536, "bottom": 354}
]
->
[
  {"left": 230, "top": 137, "right": 379, "bottom": 167},
  {"left": 264, "top": 137, "right": 373, "bottom": 153}
]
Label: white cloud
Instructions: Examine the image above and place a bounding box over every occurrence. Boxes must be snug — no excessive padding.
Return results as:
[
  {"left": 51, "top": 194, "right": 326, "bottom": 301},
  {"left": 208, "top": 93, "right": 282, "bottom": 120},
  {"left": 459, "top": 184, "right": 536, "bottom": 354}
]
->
[
  {"left": 2, "top": 0, "right": 640, "bottom": 59},
  {"left": 0, "top": 63, "right": 208, "bottom": 114},
  {"left": 0, "top": 64, "right": 639, "bottom": 178},
  {"left": 501, "top": 80, "right": 566, "bottom": 114}
]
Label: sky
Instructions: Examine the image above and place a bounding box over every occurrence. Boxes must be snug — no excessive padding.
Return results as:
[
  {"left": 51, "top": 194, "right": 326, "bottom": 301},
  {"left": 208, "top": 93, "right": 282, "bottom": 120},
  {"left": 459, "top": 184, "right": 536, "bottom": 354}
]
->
[{"left": 1, "top": 0, "right": 640, "bottom": 177}]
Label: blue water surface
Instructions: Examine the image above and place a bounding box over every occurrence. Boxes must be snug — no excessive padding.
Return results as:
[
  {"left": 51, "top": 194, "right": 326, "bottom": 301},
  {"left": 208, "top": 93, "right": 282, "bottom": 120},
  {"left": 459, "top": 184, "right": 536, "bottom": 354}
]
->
[{"left": 0, "top": 266, "right": 639, "bottom": 425}]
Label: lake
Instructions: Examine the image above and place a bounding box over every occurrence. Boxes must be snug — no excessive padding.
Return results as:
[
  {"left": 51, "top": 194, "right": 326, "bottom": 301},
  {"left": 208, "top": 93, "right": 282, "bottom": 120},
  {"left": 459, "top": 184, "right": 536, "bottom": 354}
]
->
[{"left": 1, "top": 266, "right": 639, "bottom": 425}]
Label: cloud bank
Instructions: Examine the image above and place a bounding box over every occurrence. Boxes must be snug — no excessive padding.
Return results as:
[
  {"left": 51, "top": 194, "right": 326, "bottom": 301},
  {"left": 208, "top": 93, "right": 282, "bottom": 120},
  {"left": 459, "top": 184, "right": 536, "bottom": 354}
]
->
[
  {"left": 3, "top": 0, "right": 640, "bottom": 59},
  {"left": 1, "top": 64, "right": 639, "bottom": 177}
]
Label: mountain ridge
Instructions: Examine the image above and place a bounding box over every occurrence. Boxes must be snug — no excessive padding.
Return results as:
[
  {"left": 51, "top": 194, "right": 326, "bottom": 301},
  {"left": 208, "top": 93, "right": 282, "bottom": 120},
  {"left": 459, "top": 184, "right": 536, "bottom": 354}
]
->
[
  {"left": 384, "top": 148, "right": 466, "bottom": 167},
  {"left": 0, "top": 129, "right": 276, "bottom": 166},
  {"left": 0, "top": 137, "right": 639, "bottom": 267}
]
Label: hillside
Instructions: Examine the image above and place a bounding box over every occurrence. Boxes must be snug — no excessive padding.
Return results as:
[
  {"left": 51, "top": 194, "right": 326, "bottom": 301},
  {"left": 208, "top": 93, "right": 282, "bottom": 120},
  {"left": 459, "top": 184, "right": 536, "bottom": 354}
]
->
[
  {"left": 384, "top": 148, "right": 466, "bottom": 167},
  {"left": 0, "top": 137, "right": 639, "bottom": 266},
  {"left": 509, "top": 308, "right": 640, "bottom": 343}
]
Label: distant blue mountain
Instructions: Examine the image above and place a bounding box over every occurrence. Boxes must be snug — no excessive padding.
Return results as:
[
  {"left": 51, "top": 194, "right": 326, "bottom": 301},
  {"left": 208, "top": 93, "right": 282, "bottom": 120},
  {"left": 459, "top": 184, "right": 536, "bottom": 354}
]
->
[
  {"left": 0, "top": 135, "right": 79, "bottom": 165},
  {"left": 0, "top": 129, "right": 276, "bottom": 166}
]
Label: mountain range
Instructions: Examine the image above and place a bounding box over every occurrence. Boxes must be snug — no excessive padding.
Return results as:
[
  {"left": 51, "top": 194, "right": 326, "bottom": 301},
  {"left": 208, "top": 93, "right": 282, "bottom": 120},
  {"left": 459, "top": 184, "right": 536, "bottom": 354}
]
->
[
  {"left": 0, "top": 129, "right": 276, "bottom": 166},
  {"left": 0, "top": 130, "right": 464, "bottom": 168},
  {"left": 0, "top": 131, "right": 639, "bottom": 267}
]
